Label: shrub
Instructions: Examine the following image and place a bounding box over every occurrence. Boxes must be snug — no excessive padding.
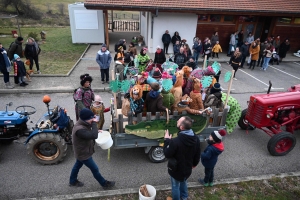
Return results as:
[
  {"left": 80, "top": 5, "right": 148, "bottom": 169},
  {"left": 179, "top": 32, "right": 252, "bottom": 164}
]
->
[{"left": 27, "top": 32, "right": 39, "bottom": 41}]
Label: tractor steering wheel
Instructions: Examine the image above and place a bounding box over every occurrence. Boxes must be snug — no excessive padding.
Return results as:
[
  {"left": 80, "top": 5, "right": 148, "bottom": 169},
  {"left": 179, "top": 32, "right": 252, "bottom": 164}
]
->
[{"left": 15, "top": 105, "right": 36, "bottom": 116}]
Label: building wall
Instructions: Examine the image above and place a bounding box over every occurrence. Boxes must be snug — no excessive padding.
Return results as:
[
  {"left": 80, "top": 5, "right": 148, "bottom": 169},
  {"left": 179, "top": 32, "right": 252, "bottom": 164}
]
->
[
  {"left": 146, "top": 12, "right": 198, "bottom": 53},
  {"left": 272, "top": 25, "right": 300, "bottom": 51}
]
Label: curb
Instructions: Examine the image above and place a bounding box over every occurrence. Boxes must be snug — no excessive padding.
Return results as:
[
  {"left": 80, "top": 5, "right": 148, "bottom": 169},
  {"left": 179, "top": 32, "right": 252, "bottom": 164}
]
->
[
  {"left": 0, "top": 87, "right": 112, "bottom": 94},
  {"left": 20, "top": 171, "right": 300, "bottom": 200}
]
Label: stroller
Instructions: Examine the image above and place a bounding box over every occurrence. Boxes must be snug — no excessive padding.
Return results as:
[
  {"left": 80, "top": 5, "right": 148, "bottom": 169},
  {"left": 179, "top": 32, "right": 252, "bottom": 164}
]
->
[{"left": 270, "top": 51, "right": 280, "bottom": 65}]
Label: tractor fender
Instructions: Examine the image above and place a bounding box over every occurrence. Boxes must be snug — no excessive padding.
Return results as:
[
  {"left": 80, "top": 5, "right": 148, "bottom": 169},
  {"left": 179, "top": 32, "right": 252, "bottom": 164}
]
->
[{"left": 25, "top": 129, "right": 59, "bottom": 144}]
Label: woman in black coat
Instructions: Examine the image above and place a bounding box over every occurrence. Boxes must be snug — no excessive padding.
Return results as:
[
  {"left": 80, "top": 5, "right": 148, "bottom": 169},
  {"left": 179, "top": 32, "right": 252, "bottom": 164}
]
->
[
  {"left": 171, "top": 31, "right": 181, "bottom": 45},
  {"left": 229, "top": 48, "right": 242, "bottom": 80},
  {"left": 24, "top": 37, "right": 41, "bottom": 73},
  {"left": 279, "top": 39, "right": 290, "bottom": 62}
]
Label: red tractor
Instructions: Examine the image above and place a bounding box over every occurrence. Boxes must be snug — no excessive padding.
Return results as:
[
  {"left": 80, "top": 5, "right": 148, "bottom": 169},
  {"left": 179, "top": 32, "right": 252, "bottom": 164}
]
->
[{"left": 238, "top": 83, "right": 300, "bottom": 156}]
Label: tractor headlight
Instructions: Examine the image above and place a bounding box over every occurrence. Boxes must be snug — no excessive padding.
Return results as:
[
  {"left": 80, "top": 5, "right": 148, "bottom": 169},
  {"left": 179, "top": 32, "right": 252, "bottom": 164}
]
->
[{"left": 266, "top": 113, "right": 274, "bottom": 119}]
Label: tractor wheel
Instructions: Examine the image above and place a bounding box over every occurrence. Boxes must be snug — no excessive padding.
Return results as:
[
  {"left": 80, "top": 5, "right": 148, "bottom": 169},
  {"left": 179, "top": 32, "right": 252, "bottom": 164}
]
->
[
  {"left": 267, "top": 132, "right": 296, "bottom": 156},
  {"left": 238, "top": 109, "right": 255, "bottom": 130},
  {"left": 27, "top": 133, "right": 67, "bottom": 165},
  {"left": 148, "top": 146, "right": 167, "bottom": 163}
]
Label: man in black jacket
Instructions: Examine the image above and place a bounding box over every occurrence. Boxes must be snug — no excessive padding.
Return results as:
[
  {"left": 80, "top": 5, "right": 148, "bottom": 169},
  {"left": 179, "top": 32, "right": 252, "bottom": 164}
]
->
[
  {"left": 69, "top": 108, "right": 115, "bottom": 189},
  {"left": 162, "top": 30, "right": 171, "bottom": 54},
  {"left": 163, "top": 116, "right": 201, "bottom": 200},
  {"left": 240, "top": 41, "right": 249, "bottom": 68}
]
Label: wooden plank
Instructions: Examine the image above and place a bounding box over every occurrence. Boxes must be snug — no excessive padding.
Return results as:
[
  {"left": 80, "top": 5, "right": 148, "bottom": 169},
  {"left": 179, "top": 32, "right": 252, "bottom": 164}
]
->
[
  {"left": 212, "top": 108, "right": 220, "bottom": 127},
  {"left": 137, "top": 113, "right": 142, "bottom": 122},
  {"left": 128, "top": 112, "right": 133, "bottom": 125},
  {"left": 155, "top": 112, "right": 160, "bottom": 120},
  {"left": 220, "top": 107, "right": 229, "bottom": 126},
  {"left": 118, "top": 114, "right": 123, "bottom": 133},
  {"left": 146, "top": 112, "right": 151, "bottom": 121},
  {"left": 117, "top": 93, "right": 122, "bottom": 109}
]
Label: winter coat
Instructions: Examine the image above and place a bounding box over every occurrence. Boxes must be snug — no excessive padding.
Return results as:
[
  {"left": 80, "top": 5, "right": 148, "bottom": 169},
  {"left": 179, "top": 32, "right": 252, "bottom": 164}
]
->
[
  {"left": 171, "top": 35, "right": 181, "bottom": 45},
  {"left": 161, "top": 90, "right": 175, "bottom": 110},
  {"left": 137, "top": 53, "right": 150, "bottom": 72},
  {"left": 154, "top": 51, "right": 166, "bottom": 64},
  {"left": 128, "top": 46, "right": 137, "bottom": 56},
  {"left": 259, "top": 43, "right": 268, "bottom": 55},
  {"left": 163, "top": 130, "right": 201, "bottom": 182},
  {"left": 249, "top": 45, "right": 260, "bottom": 61},
  {"left": 173, "top": 44, "right": 180, "bottom": 54},
  {"left": 201, "top": 142, "right": 224, "bottom": 168},
  {"left": 145, "top": 90, "right": 167, "bottom": 115},
  {"left": 204, "top": 91, "right": 223, "bottom": 108},
  {"left": 246, "top": 35, "right": 254, "bottom": 44},
  {"left": 0, "top": 48, "right": 11, "bottom": 73},
  {"left": 193, "top": 42, "right": 203, "bottom": 53},
  {"left": 240, "top": 44, "right": 249, "bottom": 57},
  {"left": 189, "top": 91, "right": 204, "bottom": 110},
  {"left": 279, "top": 42, "right": 290, "bottom": 58},
  {"left": 212, "top": 44, "right": 222, "bottom": 53},
  {"left": 13, "top": 60, "right": 26, "bottom": 77},
  {"left": 8, "top": 39, "right": 23, "bottom": 60},
  {"left": 184, "top": 49, "right": 192, "bottom": 58},
  {"left": 96, "top": 50, "right": 112, "bottom": 69},
  {"left": 129, "top": 97, "right": 144, "bottom": 116},
  {"left": 264, "top": 49, "right": 272, "bottom": 58},
  {"left": 174, "top": 52, "right": 187, "bottom": 65},
  {"left": 72, "top": 119, "right": 98, "bottom": 160},
  {"left": 162, "top": 33, "right": 171, "bottom": 44},
  {"left": 114, "top": 61, "right": 125, "bottom": 81},
  {"left": 273, "top": 39, "right": 281, "bottom": 49},
  {"left": 211, "top": 35, "right": 219, "bottom": 47},
  {"left": 24, "top": 43, "right": 40, "bottom": 58},
  {"left": 229, "top": 34, "right": 236, "bottom": 45}
]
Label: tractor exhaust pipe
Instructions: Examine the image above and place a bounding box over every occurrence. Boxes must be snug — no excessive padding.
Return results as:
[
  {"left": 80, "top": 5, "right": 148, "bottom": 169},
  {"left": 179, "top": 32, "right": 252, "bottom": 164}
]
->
[{"left": 267, "top": 81, "right": 272, "bottom": 94}]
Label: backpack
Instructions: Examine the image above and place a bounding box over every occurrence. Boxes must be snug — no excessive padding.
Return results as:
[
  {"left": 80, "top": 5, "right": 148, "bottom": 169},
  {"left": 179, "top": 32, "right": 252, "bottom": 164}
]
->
[
  {"left": 7, "top": 42, "right": 15, "bottom": 52},
  {"left": 73, "top": 88, "right": 85, "bottom": 103},
  {"left": 124, "top": 52, "right": 131, "bottom": 63}
]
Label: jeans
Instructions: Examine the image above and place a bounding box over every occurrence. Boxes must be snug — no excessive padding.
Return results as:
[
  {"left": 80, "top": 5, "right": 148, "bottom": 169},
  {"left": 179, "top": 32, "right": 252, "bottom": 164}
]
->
[
  {"left": 18, "top": 76, "right": 25, "bottom": 83},
  {"left": 70, "top": 157, "right": 106, "bottom": 186},
  {"left": 227, "top": 44, "right": 235, "bottom": 55},
  {"left": 193, "top": 51, "right": 200, "bottom": 63},
  {"left": 100, "top": 68, "right": 109, "bottom": 82},
  {"left": 262, "top": 57, "right": 271, "bottom": 70},
  {"left": 257, "top": 54, "right": 264, "bottom": 67},
  {"left": 2, "top": 71, "right": 9, "bottom": 83},
  {"left": 204, "top": 167, "right": 214, "bottom": 183},
  {"left": 170, "top": 176, "right": 188, "bottom": 200},
  {"left": 29, "top": 56, "right": 40, "bottom": 71}
]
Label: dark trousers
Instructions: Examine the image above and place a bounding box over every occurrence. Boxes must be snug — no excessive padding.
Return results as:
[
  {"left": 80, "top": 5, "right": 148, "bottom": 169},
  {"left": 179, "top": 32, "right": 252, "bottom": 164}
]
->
[
  {"left": 163, "top": 43, "right": 170, "bottom": 54},
  {"left": 232, "top": 64, "right": 239, "bottom": 78},
  {"left": 212, "top": 52, "right": 219, "bottom": 58},
  {"left": 100, "top": 68, "right": 109, "bottom": 82},
  {"left": 249, "top": 60, "right": 256, "bottom": 69},
  {"left": 2, "top": 71, "right": 10, "bottom": 83},
  {"left": 240, "top": 56, "right": 246, "bottom": 68},
  {"left": 29, "top": 56, "right": 40, "bottom": 71},
  {"left": 257, "top": 54, "right": 264, "bottom": 67},
  {"left": 204, "top": 167, "right": 214, "bottom": 183}
]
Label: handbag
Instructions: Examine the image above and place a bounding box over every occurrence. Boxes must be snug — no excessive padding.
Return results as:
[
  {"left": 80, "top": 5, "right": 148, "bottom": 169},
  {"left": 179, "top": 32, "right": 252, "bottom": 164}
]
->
[
  {"left": 167, "top": 157, "right": 178, "bottom": 171},
  {"left": 231, "top": 46, "right": 235, "bottom": 52},
  {"left": 205, "top": 50, "right": 211, "bottom": 55}
]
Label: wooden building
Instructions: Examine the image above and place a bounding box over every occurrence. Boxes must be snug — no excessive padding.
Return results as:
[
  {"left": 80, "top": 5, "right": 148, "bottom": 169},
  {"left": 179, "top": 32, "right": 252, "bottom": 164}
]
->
[{"left": 84, "top": 0, "right": 300, "bottom": 52}]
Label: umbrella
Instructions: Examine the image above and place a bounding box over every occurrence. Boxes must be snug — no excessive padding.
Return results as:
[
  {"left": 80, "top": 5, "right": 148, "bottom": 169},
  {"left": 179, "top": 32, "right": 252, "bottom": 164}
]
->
[
  {"left": 162, "top": 61, "right": 178, "bottom": 75},
  {"left": 190, "top": 68, "right": 203, "bottom": 79}
]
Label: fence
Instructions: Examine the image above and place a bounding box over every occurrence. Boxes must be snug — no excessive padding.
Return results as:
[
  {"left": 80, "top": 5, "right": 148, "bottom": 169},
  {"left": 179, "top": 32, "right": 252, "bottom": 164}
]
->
[
  {"left": 108, "top": 20, "right": 139, "bottom": 32},
  {"left": 108, "top": 13, "right": 139, "bottom": 21}
]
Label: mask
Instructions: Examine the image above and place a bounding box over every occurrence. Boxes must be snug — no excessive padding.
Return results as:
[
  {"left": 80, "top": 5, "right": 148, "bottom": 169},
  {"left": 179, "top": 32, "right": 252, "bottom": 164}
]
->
[
  {"left": 133, "top": 91, "right": 139, "bottom": 95},
  {"left": 206, "top": 139, "right": 214, "bottom": 145}
]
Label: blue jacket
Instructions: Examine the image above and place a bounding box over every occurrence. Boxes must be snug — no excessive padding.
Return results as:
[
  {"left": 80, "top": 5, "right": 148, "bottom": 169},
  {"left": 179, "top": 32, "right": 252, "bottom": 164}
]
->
[
  {"left": 193, "top": 42, "right": 202, "bottom": 53},
  {"left": 201, "top": 142, "right": 224, "bottom": 168},
  {"left": 162, "top": 33, "right": 171, "bottom": 44},
  {"left": 173, "top": 44, "right": 180, "bottom": 54},
  {"left": 96, "top": 50, "right": 112, "bottom": 69}
]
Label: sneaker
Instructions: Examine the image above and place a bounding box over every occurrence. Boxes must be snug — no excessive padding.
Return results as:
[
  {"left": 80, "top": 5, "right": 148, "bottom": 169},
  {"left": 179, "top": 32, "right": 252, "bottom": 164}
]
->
[
  {"left": 102, "top": 180, "right": 115, "bottom": 190},
  {"left": 233, "top": 78, "right": 237, "bottom": 81},
  {"left": 37, "top": 71, "right": 41, "bottom": 74},
  {"left": 69, "top": 180, "right": 84, "bottom": 187},
  {"left": 106, "top": 81, "right": 110, "bottom": 84},
  {"left": 102, "top": 81, "right": 105, "bottom": 84},
  {"left": 20, "top": 82, "right": 26, "bottom": 87},
  {"left": 209, "top": 182, "right": 214, "bottom": 187},
  {"left": 23, "top": 82, "right": 28, "bottom": 85},
  {"left": 198, "top": 178, "right": 209, "bottom": 187}
]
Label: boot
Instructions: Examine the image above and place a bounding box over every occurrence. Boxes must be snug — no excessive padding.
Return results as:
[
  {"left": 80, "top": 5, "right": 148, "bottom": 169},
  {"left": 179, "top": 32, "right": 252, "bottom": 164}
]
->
[{"left": 5, "top": 82, "right": 14, "bottom": 89}]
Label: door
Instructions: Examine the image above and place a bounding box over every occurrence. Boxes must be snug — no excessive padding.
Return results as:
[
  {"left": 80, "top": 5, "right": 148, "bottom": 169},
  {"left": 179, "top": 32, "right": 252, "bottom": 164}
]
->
[{"left": 236, "top": 16, "right": 258, "bottom": 41}]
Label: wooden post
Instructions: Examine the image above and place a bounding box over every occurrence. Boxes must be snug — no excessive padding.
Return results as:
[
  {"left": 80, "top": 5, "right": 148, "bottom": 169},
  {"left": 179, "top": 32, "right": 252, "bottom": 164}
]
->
[
  {"left": 111, "top": 10, "right": 114, "bottom": 32},
  {"left": 203, "top": 55, "right": 207, "bottom": 69},
  {"left": 104, "top": 10, "right": 109, "bottom": 48},
  {"left": 224, "top": 70, "right": 235, "bottom": 108}
]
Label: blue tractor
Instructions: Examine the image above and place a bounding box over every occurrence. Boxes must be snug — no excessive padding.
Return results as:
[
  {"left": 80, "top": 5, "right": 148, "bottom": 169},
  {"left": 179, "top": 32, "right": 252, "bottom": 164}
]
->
[{"left": 0, "top": 96, "right": 73, "bottom": 165}]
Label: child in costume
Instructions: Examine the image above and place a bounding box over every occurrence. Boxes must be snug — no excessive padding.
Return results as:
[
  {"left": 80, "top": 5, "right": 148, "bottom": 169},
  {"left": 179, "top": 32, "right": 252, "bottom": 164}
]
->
[
  {"left": 199, "top": 129, "right": 227, "bottom": 187},
  {"left": 90, "top": 95, "right": 110, "bottom": 130},
  {"left": 211, "top": 41, "right": 222, "bottom": 59},
  {"left": 13, "top": 54, "right": 28, "bottom": 87}
]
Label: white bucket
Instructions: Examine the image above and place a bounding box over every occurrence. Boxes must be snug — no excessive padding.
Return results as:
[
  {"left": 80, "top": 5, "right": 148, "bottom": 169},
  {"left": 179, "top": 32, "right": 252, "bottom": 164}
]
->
[
  {"left": 139, "top": 184, "right": 156, "bottom": 200},
  {"left": 95, "top": 131, "right": 113, "bottom": 149}
]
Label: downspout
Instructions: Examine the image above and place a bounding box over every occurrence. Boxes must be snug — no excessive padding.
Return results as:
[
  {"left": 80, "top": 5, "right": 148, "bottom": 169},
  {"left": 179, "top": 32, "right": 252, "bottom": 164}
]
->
[{"left": 151, "top": 9, "right": 158, "bottom": 39}]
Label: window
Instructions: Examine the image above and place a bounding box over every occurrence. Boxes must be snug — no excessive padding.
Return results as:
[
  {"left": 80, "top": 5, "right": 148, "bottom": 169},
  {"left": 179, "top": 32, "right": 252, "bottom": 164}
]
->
[
  {"left": 238, "top": 16, "right": 256, "bottom": 22},
  {"left": 224, "top": 15, "right": 234, "bottom": 22},
  {"left": 210, "top": 15, "right": 221, "bottom": 22},
  {"left": 198, "top": 15, "right": 208, "bottom": 21},
  {"left": 294, "top": 18, "right": 300, "bottom": 24},
  {"left": 278, "top": 17, "right": 291, "bottom": 23}
]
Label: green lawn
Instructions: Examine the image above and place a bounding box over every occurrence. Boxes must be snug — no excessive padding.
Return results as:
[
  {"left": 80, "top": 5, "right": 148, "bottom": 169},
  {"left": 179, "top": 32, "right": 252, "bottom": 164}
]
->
[{"left": 0, "top": 27, "right": 87, "bottom": 74}]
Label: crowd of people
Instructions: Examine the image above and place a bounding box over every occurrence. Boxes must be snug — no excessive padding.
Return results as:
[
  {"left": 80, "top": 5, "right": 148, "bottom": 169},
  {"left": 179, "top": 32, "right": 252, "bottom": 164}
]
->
[{"left": 0, "top": 36, "right": 41, "bottom": 89}]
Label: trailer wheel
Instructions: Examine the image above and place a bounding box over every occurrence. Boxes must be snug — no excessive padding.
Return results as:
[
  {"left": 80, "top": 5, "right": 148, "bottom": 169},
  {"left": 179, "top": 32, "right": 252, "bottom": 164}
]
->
[
  {"left": 27, "top": 133, "right": 67, "bottom": 165},
  {"left": 238, "top": 109, "right": 255, "bottom": 130},
  {"left": 267, "top": 132, "right": 296, "bottom": 156},
  {"left": 148, "top": 146, "right": 167, "bottom": 163}
]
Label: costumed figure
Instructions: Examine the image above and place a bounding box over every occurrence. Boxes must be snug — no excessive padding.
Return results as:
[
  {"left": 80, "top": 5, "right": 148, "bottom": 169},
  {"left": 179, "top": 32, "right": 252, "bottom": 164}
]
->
[
  {"left": 90, "top": 95, "right": 110, "bottom": 130},
  {"left": 204, "top": 83, "right": 223, "bottom": 109},
  {"left": 129, "top": 84, "right": 144, "bottom": 117},
  {"left": 189, "top": 78, "right": 204, "bottom": 110},
  {"left": 145, "top": 82, "right": 168, "bottom": 115},
  {"left": 137, "top": 47, "right": 150, "bottom": 73},
  {"left": 221, "top": 94, "right": 241, "bottom": 133}
]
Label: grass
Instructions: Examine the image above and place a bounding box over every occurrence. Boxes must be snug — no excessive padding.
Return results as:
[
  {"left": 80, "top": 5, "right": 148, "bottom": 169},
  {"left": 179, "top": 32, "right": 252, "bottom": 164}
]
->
[
  {"left": 82, "top": 176, "right": 300, "bottom": 200},
  {"left": 0, "top": 27, "right": 87, "bottom": 74}
]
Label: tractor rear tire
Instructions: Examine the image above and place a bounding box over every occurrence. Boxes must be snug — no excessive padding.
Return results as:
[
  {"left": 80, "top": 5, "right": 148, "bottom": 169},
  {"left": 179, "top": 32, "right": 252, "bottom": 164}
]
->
[
  {"left": 238, "top": 109, "right": 255, "bottom": 130},
  {"left": 267, "top": 132, "right": 296, "bottom": 156},
  {"left": 27, "top": 133, "right": 67, "bottom": 165},
  {"left": 148, "top": 146, "right": 167, "bottom": 163}
]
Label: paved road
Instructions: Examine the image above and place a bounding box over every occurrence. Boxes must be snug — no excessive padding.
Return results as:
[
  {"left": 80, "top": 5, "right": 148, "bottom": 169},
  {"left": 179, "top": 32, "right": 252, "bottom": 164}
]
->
[{"left": 0, "top": 61, "right": 300, "bottom": 199}]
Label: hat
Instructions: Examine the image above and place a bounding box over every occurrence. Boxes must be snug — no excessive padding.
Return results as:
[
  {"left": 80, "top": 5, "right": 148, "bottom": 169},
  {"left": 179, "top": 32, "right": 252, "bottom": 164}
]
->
[
  {"left": 94, "top": 95, "right": 103, "bottom": 103},
  {"left": 189, "top": 56, "right": 195, "bottom": 61},
  {"left": 213, "top": 83, "right": 221, "bottom": 90},
  {"left": 14, "top": 54, "right": 20, "bottom": 60},
  {"left": 102, "top": 43, "right": 107, "bottom": 48},
  {"left": 150, "top": 82, "right": 160, "bottom": 91},
  {"left": 17, "top": 37, "right": 23, "bottom": 42},
  {"left": 142, "top": 47, "right": 148, "bottom": 51},
  {"left": 79, "top": 108, "right": 95, "bottom": 121},
  {"left": 152, "top": 68, "right": 162, "bottom": 78},
  {"left": 156, "top": 45, "right": 161, "bottom": 49},
  {"left": 80, "top": 74, "right": 93, "bottom": 86},
  {"left": 211, "top": 129, "right": 227, "bottom": 143}
]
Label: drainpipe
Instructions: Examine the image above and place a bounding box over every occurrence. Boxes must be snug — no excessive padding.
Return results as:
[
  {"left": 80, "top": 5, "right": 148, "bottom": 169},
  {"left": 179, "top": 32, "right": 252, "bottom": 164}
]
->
[{"left": 151, "top": 9, "right": 158, "bottom": 39}]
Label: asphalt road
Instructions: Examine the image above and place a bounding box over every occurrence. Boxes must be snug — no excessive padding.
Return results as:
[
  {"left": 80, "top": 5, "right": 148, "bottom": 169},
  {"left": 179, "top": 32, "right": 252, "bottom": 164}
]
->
[{"left": 0, "top": 61, "right": 300, "bottom": 199}]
